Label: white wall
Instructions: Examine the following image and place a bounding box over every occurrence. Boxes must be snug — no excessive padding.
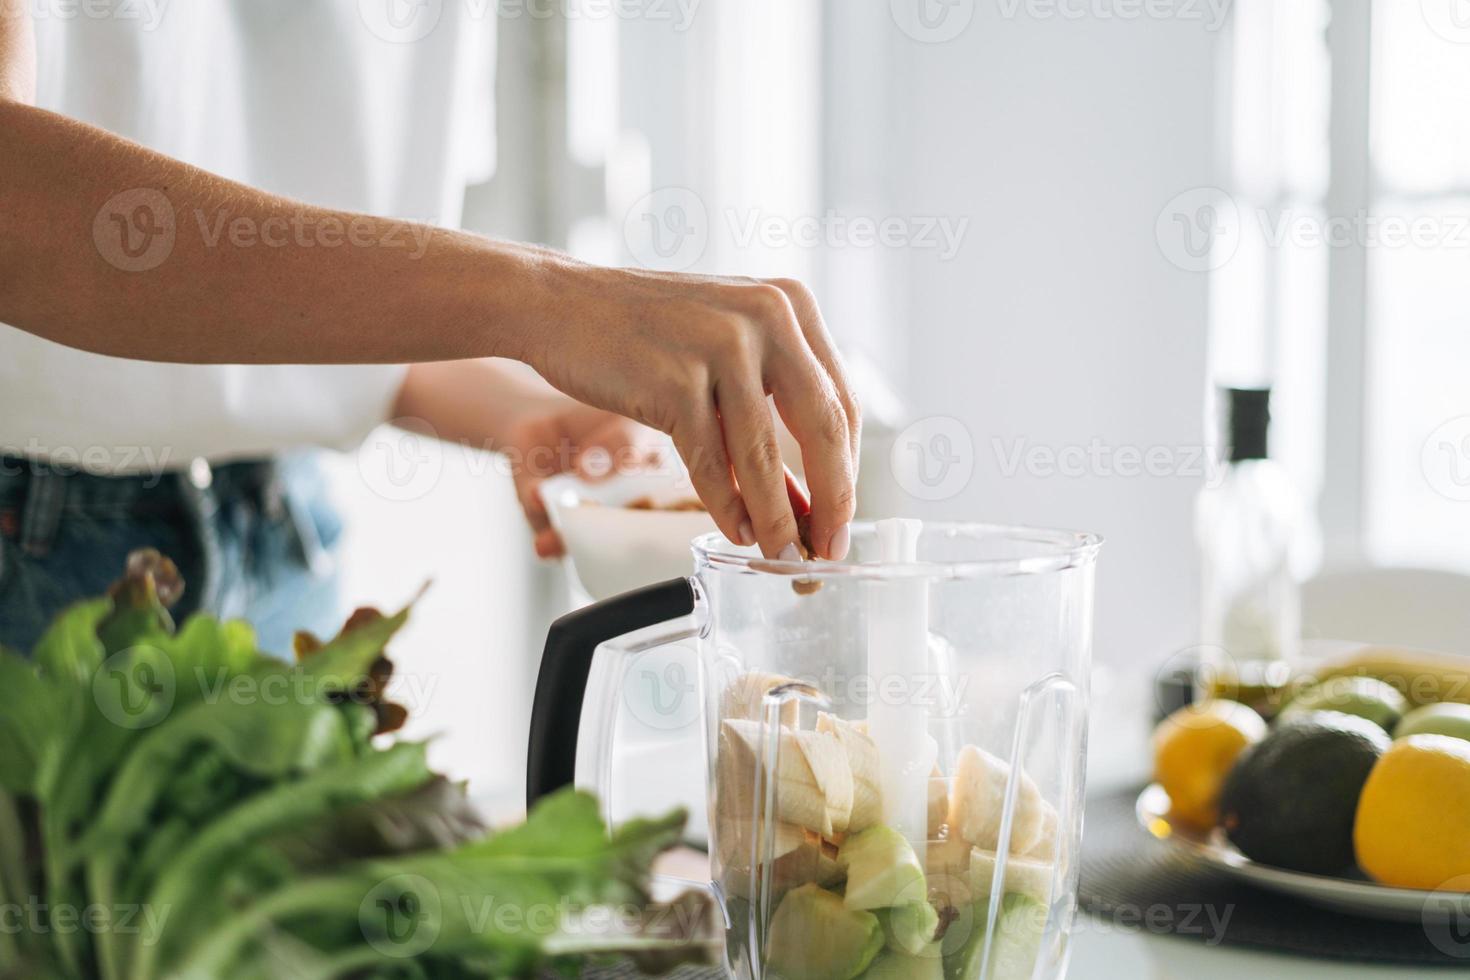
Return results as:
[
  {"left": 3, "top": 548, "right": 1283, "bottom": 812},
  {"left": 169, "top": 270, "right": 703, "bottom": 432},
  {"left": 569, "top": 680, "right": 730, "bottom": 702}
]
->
[{"left": 834, "top": 6, "right": 1220, "bottom": 673}]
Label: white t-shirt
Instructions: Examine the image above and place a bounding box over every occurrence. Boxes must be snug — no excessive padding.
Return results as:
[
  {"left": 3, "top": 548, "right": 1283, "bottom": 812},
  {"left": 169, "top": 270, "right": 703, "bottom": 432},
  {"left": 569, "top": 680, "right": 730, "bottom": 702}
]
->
[{"left": 1, "top": 0, "right": 496, "bottom": 474}]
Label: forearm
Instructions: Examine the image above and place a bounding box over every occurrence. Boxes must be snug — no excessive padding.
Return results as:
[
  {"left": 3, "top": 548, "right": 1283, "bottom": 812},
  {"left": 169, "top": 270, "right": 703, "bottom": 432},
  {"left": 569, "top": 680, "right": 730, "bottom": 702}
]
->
[
  {"left": 0, "top": 101, "right": 570, "bottom": 365},
  {"left": 0, "top": 9, "right": 33, "bottom": 103},
  {"left": 391, "top": 359, "right": 567, "bottom": 448}
]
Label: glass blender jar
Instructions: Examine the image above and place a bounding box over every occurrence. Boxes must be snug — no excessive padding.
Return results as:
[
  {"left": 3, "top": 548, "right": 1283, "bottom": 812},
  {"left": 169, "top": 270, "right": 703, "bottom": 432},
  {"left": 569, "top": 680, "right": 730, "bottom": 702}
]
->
[{"left": 528, "top": 521, "right": 1101, "bottom": 980}]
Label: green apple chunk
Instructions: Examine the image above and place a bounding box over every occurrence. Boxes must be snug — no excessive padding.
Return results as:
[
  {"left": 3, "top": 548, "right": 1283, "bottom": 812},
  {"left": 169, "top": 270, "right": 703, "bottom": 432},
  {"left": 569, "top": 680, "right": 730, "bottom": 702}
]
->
[
  {"left": 863, "top": 946, "right": 945, "bottom": 980},
  {"left": 768, "top": 883, "right": 885, "bottom": 980},
  {"left": 840, "top": 825, "right": 927, "bottom": 910},
  {"left": 877, "top": 901, "right": 942, "bottom": 956},
  {"left": 943, "top": 894, "right": 1047, "bottom": 980}
]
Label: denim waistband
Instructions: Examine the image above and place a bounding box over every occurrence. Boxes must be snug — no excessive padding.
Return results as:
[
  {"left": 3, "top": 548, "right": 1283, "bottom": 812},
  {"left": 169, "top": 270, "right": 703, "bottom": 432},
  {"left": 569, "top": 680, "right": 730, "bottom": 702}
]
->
[{"left": 0, "top": 456, "right": 284, "bottom": 558}]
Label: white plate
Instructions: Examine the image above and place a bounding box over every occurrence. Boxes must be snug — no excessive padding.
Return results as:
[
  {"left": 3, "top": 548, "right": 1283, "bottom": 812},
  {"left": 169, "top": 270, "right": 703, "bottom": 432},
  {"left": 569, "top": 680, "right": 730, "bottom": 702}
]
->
[
  {"left": 1135, "top": 784, "right": 1469, "bottom": 924},
  {"left": 540, "top": 472, "right": 720, "bottom": 601}
]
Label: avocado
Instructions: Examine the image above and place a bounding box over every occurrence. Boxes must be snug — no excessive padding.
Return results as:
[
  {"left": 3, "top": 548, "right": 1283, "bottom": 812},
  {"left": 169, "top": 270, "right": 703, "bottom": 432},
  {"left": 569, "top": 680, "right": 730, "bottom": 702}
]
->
[
  {"left": 1217, "top": 711, "right": 1390, "bottom": 874},
  {"left": 840, "top": 825, "right": 927, "bottom": 911},
  {"left": 767, "top": 883, "right": 884, "bottom": 980},
  {"left": 941, "top": 894, "right": 1047, "bottom": 980},
  {"left": 876, "top": 901, "right": 942, "bottom": 956},
  {"left": 863, "top": 947, "right": 944, "bottom": 980},
  {"left": 1279, "top": 676, "right": 1407, "bottom": 732}
]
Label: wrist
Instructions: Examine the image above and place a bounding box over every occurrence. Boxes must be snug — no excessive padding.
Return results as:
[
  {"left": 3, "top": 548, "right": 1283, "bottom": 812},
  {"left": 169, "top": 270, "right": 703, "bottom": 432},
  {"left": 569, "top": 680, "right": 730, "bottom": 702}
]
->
[{"left": 468, "top": 239, "right": 588, "bottom": 369}]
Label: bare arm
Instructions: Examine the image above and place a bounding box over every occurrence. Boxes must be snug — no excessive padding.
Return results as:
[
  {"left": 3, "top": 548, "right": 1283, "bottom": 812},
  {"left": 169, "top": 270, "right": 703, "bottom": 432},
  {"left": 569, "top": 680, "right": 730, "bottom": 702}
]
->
[{"left": 0, "top": 9, "right": 860, "bottom": 560}]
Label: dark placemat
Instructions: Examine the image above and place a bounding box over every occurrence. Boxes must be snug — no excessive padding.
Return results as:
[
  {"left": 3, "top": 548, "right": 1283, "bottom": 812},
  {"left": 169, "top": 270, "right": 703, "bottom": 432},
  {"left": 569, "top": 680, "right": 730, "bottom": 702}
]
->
[
  {"left": 1079, "top": 784, "right": 1470, "bottom": 966},
  {"left": 577, "top": 968, "right": 723, "bottom": 980}
]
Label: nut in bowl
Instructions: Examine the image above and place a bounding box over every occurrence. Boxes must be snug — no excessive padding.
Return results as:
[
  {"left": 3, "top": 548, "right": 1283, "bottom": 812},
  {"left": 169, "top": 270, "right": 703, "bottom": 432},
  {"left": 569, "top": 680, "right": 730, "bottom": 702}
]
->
[{"left": 540, "top": 471, "right": 718, "bottom": 600}]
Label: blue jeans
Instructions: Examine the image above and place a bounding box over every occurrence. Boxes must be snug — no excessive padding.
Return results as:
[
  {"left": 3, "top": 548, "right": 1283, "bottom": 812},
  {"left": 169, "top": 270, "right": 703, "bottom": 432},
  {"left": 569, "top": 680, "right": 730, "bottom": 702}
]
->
[{"left": 0, "top": 452, "right": 343, "bottom": 656}]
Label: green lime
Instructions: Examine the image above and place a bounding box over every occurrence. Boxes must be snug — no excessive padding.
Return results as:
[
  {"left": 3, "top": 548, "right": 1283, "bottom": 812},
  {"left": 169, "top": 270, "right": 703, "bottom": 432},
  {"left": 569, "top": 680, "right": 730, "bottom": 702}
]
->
[
  {"left": 1394, "top": 702, "right": 1470, "bottom": 742},
  {"left": 1278, "top": 675, "right": 1407, "bottom": 732}
]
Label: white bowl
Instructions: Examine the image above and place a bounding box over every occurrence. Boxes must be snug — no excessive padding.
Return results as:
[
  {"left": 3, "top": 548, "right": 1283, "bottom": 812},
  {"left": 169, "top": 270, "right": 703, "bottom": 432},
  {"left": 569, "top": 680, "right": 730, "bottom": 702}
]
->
[{"left": 540, "top": 472, "right": 719, "bottom": 601}]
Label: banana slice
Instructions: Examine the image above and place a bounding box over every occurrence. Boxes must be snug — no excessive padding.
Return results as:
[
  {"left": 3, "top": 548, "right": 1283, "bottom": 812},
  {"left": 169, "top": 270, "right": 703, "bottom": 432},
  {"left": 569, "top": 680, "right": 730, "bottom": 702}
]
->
[
  {"left": 716, "top": 816, "right": 807, "bottom": 872},
  {"left": 719, "top": 718, "right": 854, "bottom": 836},
  {"left": 967, "top": 848, "right": 1055, "bottom": 905},
  {"left": 721, "top": 827, "right": 846, "bottom": 900},
  {"left": 817, "top": 712, "right": 883, "bottom": 832},
  {"left": 1023, "top": 802, "right": 1060, "bottom": 862},
  {"left": 928, "top": 767, "right": 949, "bottom": 839},
  {"left": 721, "top": 671, "right": 803, "bottom": 725},
  {"left": 946, "top": 745, "right": 1045, "bottom": 854}
]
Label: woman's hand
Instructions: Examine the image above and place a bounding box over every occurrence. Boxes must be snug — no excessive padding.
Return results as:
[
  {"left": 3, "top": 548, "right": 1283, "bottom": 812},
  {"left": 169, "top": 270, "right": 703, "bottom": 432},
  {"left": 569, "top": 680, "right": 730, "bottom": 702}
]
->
[
  {"left": 519, "top": 264, "right": 861, "bottom": 562},
  {"left": 503, "top": 402, "right": 667, "bottom": 559}
]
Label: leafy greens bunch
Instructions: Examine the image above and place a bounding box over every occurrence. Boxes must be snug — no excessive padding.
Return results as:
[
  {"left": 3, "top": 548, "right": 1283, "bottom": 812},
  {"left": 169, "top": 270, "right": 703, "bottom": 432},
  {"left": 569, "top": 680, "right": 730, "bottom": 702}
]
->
[{"left": 0, "top": 551, "right": 715, "bottom": 979}]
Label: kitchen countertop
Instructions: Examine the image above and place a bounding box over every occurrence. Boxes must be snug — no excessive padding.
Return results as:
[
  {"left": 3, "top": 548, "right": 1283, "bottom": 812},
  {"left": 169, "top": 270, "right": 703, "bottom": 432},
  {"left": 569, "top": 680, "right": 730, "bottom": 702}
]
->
[{"left": 1067, "top": 927, "right": 1455, "bottom": 979}]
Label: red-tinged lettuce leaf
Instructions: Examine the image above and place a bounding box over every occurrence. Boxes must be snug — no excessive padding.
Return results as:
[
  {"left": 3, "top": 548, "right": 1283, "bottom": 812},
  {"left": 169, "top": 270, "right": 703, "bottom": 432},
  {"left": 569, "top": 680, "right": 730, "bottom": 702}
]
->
[
  {"left": 268, "top": 774, "right": 485, "bottom": 871},
  {"left": 297, "top": 602, "right": 419, "bottom": 736},
  {"left": 97, "top": 549, "right": 181, "bottom": 654}
]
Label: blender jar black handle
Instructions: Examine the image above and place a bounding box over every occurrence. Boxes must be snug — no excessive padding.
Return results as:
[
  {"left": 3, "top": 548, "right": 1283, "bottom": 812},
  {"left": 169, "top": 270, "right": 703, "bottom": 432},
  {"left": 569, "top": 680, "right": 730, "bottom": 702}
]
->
[{"left": 526, "top": 576, "right": 698, "bottom": 806}]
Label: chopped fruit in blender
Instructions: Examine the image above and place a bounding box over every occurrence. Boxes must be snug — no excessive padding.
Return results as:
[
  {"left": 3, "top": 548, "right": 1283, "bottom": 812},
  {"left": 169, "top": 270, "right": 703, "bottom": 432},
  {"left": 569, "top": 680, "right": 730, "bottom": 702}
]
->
[
  {"left": 943, "top": 894, "right": 1047, "bottom": 980},
  {"left": 1022, "top": 806, "right": 1058, "bottom": 862},
  {"left": 766, "top": 883, "right": 885, "bottom": 980},
  {"left": 965, "top": 850, "right": 1054, "bottom": 906},
  {"left": 721, "top": 670, "right": 803, "bottom": 725},
  {"left": 719, "top": 719, "right": 855, "bottom": 836},
  {"left": 839, "top": 825, "right": 928, "bottom": 911},
  {"left": 864, "top": 947, "right": 945, "bottom": 980},
  {"left": 947, "top": 746, "right": 1048, "bottom": 854},
  {"left": 928, "top": 768, "right": 950, "bottom": 839},
  {"left": 818, "top": 712, "right": 884, "bottom": 832},
  {"left": 876, "top": 901, "right": 942, "bottom": 956},
  {"left": 716, "top": 821, "right": 846, "bottom": 901},
  {"left": 926, "top": 839, "right": 1054, "bottom": 907}
]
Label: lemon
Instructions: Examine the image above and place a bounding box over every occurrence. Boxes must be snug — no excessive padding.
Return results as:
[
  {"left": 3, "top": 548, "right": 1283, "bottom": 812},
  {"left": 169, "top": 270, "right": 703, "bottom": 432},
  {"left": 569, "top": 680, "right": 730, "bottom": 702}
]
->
[
  {"left": 1153, "top": 700, "right": 1267, "bottom": 829},
  {"left": 1354, "top": 734, "right": 1470, "bottom": 890}
]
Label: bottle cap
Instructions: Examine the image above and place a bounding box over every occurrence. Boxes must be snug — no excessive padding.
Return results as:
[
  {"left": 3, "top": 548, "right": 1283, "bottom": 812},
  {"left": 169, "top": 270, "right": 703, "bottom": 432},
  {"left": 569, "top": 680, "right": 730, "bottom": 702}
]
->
[{"left": 1225, "top": 387, "right": 1270, "bottom": 462}]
